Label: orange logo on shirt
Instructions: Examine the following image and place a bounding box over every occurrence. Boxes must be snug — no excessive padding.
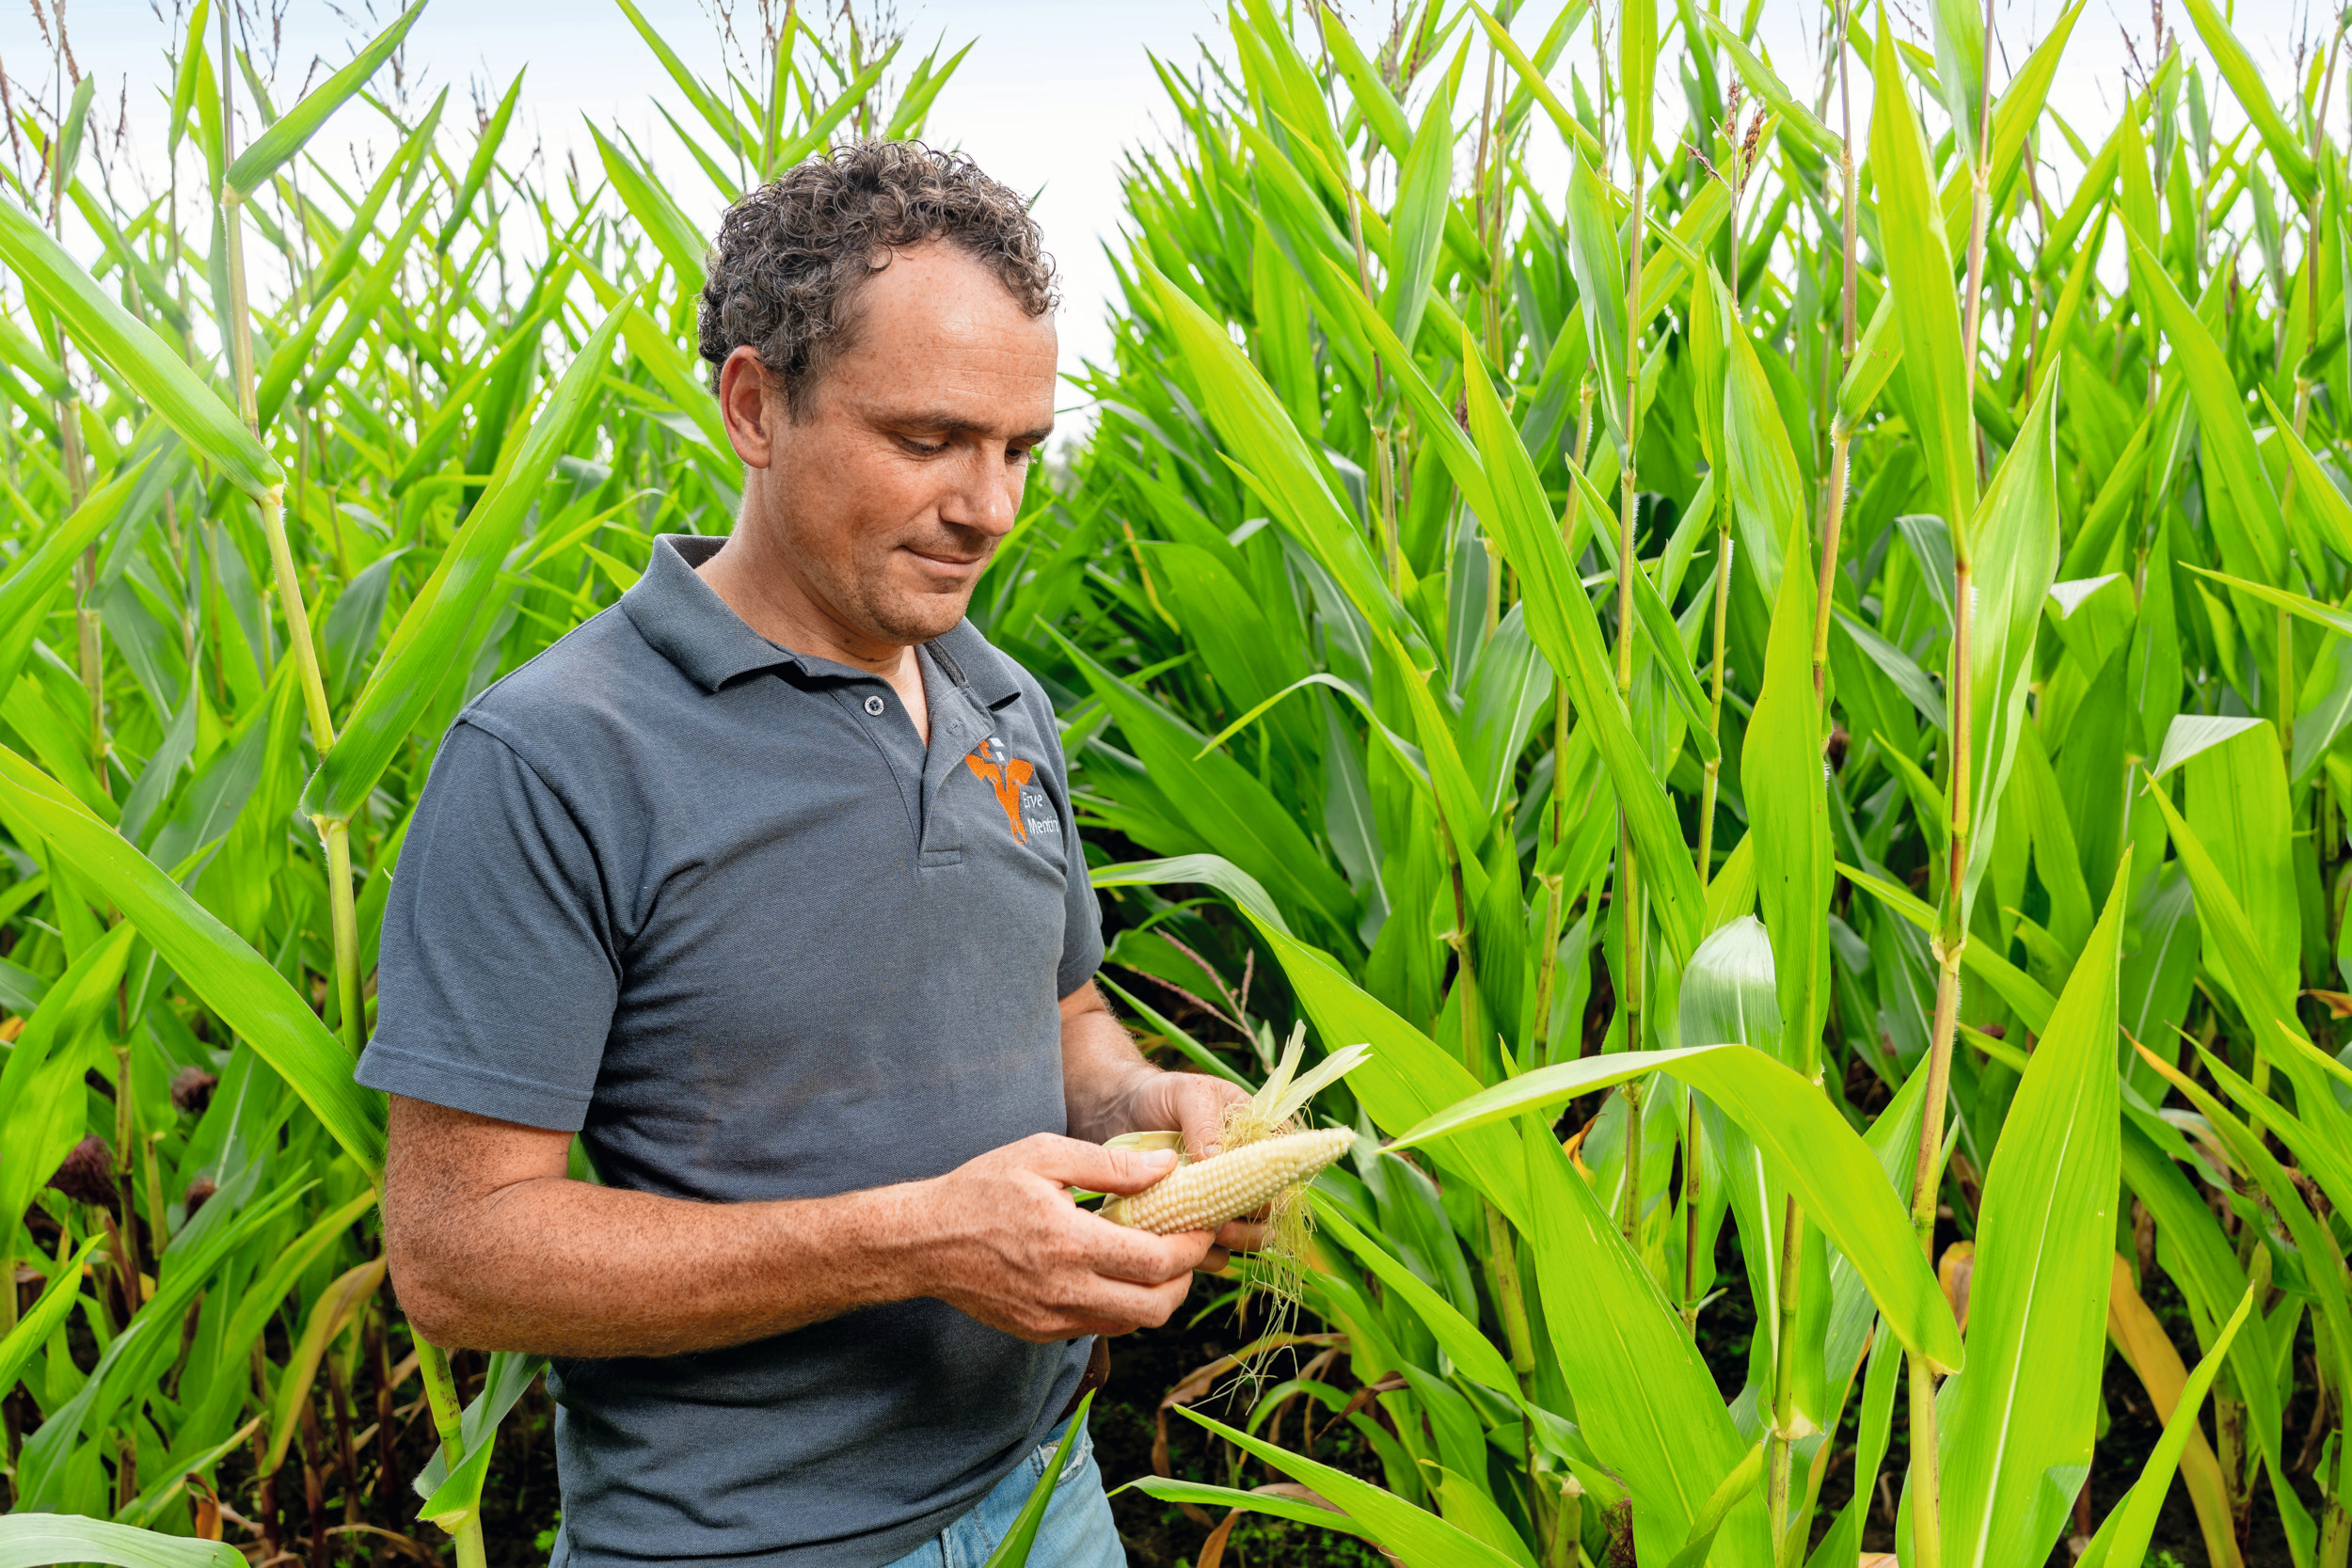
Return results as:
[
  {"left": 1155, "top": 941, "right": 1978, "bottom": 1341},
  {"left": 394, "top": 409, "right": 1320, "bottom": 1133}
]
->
[{"left": 963, "top": 742, "right": 1037, "bottom": 842}]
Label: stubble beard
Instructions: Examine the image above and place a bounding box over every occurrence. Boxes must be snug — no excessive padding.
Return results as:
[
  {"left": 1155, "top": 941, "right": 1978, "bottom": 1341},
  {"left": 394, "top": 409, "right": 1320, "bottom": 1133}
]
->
[{"left": 836, "top": 539, "right": 977, "bottom": 647}]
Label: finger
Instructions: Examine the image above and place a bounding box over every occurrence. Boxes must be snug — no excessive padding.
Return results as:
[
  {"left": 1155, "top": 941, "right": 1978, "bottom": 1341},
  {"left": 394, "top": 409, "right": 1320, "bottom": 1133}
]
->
[
  {"left": 1200, "top": 1244, "right": 1232, "bottom": 1273},
  {"left": 1025, "top": 1134, "right": 1180, "bottom": 1196},
  {"left": 1065, "top": 1273, "right": 1195, "bottom": 1336},
  {"left": 1076, "top": 1212, "right": 1217, "bottom": 1282},
  {"left": 1215, "top": 1218, "right": 1267, "bottom": 1254},
  {"left": 1177, "top": 1076, "right": 1254, "bottom": 1160}
]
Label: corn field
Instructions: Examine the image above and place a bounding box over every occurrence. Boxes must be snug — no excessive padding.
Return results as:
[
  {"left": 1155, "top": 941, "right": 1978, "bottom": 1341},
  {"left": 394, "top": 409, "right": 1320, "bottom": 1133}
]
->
[{"left": 0, "top": 0, "right": 2345, "bottom": 1563}]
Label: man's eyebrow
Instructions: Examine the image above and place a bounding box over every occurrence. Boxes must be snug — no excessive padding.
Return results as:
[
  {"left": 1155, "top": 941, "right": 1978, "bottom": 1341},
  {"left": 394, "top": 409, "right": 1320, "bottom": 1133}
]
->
[{"left": 884, "top": 409, "right": 1055, "bottom": 443}]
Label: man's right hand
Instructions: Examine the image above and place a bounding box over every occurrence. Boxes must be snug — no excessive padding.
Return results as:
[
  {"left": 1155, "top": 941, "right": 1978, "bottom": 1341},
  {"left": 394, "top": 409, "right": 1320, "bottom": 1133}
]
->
[{"left": 904, "top": 1133, "right": 1216, "bottom": 1342}]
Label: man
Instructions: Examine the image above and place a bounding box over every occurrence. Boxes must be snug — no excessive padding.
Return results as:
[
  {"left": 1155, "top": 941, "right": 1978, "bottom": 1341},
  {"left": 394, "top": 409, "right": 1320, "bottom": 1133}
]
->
[{"left": 361, "top": 142, "right": 1255, "bottom": 1567}]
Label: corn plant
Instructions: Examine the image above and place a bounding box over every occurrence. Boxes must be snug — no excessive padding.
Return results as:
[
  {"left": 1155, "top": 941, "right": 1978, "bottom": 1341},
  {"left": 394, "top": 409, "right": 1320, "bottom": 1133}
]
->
[{"left": 1002, "top": 1, "right": 2352, "bottom": 1564}]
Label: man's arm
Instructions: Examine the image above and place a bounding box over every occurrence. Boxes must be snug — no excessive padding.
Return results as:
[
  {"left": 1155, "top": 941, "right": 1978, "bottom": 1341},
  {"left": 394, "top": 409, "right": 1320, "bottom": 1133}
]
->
[
  {"left": 1057, "top": 981, "right": 1263, "bottom": 1264},
  {"left": 383, "top": 1095, "right": 1215, "bottom": 1357}
]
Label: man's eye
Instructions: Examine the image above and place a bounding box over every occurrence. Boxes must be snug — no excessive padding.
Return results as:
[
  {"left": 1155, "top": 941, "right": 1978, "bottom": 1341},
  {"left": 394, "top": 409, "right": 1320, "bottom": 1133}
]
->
[
  {"left": 899, "top": 436, "right": 946, "bottom": 456},
  {"left": 1007, "top": 445, "right": 1036, "bottom": 466}
]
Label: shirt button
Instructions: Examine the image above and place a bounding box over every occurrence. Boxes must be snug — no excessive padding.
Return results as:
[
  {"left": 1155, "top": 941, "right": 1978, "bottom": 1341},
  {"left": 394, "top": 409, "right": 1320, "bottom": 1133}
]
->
[{"left": 864, "top": 695, "right": 886, "bottom": 717}]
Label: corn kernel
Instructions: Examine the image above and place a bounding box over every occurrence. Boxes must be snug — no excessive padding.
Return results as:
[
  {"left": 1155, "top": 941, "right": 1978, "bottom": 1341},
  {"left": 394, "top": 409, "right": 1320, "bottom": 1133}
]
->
[{"left": 1100, "top": 1126, "right": 1357, "bottom": 1234}]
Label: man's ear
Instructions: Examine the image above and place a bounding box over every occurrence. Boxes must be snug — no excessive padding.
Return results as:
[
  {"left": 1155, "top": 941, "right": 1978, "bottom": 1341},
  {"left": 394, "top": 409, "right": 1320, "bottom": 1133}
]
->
[{"left": 718, "top": 345, "right": 780, "bottom": 468}]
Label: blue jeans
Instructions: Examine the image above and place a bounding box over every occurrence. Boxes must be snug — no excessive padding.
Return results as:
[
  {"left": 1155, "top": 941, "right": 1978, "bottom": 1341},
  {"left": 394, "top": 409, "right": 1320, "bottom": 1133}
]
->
[{"left": 879, "top": 1417, "right": 1125, "bottom": 1568}]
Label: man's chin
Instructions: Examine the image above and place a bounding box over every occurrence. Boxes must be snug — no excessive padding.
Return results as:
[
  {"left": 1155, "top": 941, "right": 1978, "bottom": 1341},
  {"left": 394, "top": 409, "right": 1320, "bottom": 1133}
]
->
[{"left": 867, "top": 586, "right": 977, "bottom": 645}]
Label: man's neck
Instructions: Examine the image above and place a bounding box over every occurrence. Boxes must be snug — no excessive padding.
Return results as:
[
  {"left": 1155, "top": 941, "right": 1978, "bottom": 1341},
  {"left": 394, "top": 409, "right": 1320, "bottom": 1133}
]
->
[
  {"left": 694, "top": 527, "right": 909, "bottom": 680},
  {"left": 692, "top": 525, "right": 933, "bottom": 744}
]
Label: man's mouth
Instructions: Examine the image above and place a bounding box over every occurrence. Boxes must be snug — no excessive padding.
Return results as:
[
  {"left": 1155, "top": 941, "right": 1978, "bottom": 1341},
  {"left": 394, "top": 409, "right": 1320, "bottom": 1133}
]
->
[{"left": 903, "top": 544, "right": 990, "bottom": 572}]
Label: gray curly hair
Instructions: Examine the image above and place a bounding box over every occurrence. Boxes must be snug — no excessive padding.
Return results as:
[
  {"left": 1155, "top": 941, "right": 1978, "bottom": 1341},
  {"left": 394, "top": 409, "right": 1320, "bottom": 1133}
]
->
[{"left": 696, "top": 140, "right": 1058, "bottom": 416}]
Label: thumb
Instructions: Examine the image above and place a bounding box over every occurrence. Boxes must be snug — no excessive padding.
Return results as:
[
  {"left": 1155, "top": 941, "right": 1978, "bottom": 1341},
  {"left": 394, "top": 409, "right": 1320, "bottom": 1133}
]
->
[{"left": 1026, "top": 1135, "right": 1182, "bottom": 1196}]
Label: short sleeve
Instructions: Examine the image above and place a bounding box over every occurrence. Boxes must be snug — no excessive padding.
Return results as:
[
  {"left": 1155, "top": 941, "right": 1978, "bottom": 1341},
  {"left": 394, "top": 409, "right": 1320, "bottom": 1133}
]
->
[
  {"left": 1047, "top": 708, "right": 1104, "bottom": 998},
  {"left": 357, "top": 721, "right": 619, "bottom": 1131}
]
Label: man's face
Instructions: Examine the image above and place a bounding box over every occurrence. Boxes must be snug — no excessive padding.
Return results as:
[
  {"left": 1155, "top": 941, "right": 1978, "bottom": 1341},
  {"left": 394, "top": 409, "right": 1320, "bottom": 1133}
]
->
[{"left": 723, "top": 241, "right": 1057, "bottom": 650}]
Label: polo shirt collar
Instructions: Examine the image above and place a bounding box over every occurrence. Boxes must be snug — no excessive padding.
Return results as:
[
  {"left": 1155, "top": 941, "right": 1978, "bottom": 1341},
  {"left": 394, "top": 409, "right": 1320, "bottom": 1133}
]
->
[
  {"left": 623, "top": 535, "right": 804, "bottom": 692},
  {"left": 925, "top": 616, "right": 1024, "bottom": 708},
  {"left": 622, "top": 532, "right": 1022, "bottom": 705}
]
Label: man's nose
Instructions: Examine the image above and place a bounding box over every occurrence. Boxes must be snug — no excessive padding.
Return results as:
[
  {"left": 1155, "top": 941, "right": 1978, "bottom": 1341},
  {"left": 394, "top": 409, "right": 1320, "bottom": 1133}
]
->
[{"left": 936, "top": 449, "right": 1022, "bottom": 538}]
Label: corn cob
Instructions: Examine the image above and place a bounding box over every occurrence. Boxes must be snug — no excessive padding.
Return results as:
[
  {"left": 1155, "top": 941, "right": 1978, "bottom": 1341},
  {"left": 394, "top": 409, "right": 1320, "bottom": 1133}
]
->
[{"left": 1100, "top": 1126, "right": 1357, "bottom": 1234}]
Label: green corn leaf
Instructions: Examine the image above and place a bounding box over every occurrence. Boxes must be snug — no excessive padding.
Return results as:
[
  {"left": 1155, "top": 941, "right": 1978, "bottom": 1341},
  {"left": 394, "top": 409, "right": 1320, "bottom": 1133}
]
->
[
  {"left": 1176, "top": 1405, "right": 1524, "bottom": 1568},
  {"left": 1563, "top": 150, "right": 1629, "bottom": 451},
  {"left": 1742, "top": 509, "right": 1832, "bottom": 1064},
  {"left": 1311, "top": 1195, "right": 1518, "bottom": 1393},
  {"left": 882, "top": 40, "right": 974, "bottom": 141},
  {"left": 418, "top": 1440, "right": 497, "bottom": 1537},
  {"left": 1845, "top": 861, "right": 2058, "bottom": 1030},
  {"left": 2139, "top": 780, "right": 2337, "bottom": 1122},
  {"left": 1120, "top": 1477, "right": 1382, "bottom": 1544},
  {"left": 262, "top": 1257, "right": 388, "bottom": 1476},
  {"left": 0, "top": 746, "right": 385, "bottom": 1176},
  {"left": 0, "top": 1514, "right": 245, "bottom": 1568},
  {"left": 612, "top": 0, "right": 749, "bottom": 156},
  {"left": 2127, "top": 236, "right": 2288, "bottom": 587},
  {"left": 1836, "top": 294, "right": 1899, "bottom": 425},
  {"left": 0, "top": 315, "right": 71, "bottom": 402},
  {"left": 65, "top": 182, "right": 188, "bottom": 337},
  {"left": 14, "top": 1167, "right": 311, "bottom": 1509},
  {"left": 1934, "top": 851, "right": 2131, "bottom": 1568},
  {"left": 1958, "top": 371, "right": 2063, "bottom": 927},
  {"left": 310, "top": 87, "right": 443, "bottom": 299},
  {"left": 1712, "top": 271, "right": 1801, "bottom": 600},
  {"left": 1702, "top": 16, "right": 1839, "bottom": 157},
  {"left": 1137, "top": 261, "right": 1420, "bottom": 666},
  {"left": 1662, "top": 1441, "right": 1769, "bottom": 1568},
  {"left": 2184, "top": 568, "right": 2352, "bottom": 641},
  {"left": 2141, "top": 1052, "right": 2352, "bottom": 1542},
  {"left": 2184, "top": 721, "right": 2297, "bottom": 1012},
  {"left": 773, "top": 39, "right": 903, "bottom": 172},
  {"left": 304, "top": 299, "right": 630, "bottom": 825},
  {"left": 2257, "top": 387, "right": 2352, "bottom": 567},
  {"left": 1470, "top": 2, "right": 1602, "bottom": 161},
  {"left": 2074, "top": 1281, "right": 2260, "bottom": 1568},
  {"left": 1868, "top": 4, "right": 1975, "bottom": 545},
  {"left": 409, "top": 1350, "right": 549, "bottom": 1497},
  {"left": 1386, "top": 1043, "right": 1962, "bottom": 1373},
  {"left": 1927, "top": 0, "right": 1986, "bottom": 167},
  {"left": 977, "top": 1392, "right": 1096, "bottom": 1568},
  {"left": 2176, "top": 0, "right": 2314, "bottom": 202},
  {"left": 223, "top": 0, "right": 429, "bottom": 199},
  {"left": 0, "top": 1238, "right": 102, "bottom": 1400},
  {"left": 592, "top": 125, "right": 708, "bottom": 288},
  {"left": 0, "top": 200, "right": 278, "bottom": 496},
  {"left": 1619, "top": 0, "right": 1658, "bottom": 172},
  {"left": 1383, "top": 78, "right": 1453, "bottom": 354},
  {"left": 1594, "top": 515, "right": 1718, "bottom": 763},
  {"left": 1320, "top": 6, "right": 1410, "bottom": 155},
  {"left": 1522, "top": 1122, "right": 1771, "bottom": 1566},
  {"left": 2119, "top": 1117, "right": 2310, "bottom": 1553},
  {"left": 0, "top": 462, "right": 142, "bottom": 703},
  {"left": 167, "top": 0, "right": 214, "bottom": 156},
  {"left": 436, "top": 69, "right": 526, "bottom": 254},
  {"left": 1057, "top": 637, "right": 1359, "bottom": 939},
  {"left": 1466, "top": 335, "right": 1704, "bottom": 966}
]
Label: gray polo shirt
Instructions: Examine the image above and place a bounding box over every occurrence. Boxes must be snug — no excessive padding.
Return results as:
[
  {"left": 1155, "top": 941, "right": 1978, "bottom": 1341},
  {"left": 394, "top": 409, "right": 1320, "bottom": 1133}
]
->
[{"left": 358, "top": 533, "right": 1104, "bottom": 1566}]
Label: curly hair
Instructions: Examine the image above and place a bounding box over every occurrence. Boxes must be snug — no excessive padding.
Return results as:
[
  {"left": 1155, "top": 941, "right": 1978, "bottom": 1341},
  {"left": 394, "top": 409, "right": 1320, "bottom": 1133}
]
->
[{"left": 696, "top": 140, "right": 1058, "bottom": 415}]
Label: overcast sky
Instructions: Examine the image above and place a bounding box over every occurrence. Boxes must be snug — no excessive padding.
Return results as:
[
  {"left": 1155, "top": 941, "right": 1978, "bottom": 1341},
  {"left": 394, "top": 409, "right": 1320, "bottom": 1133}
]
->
[{"left": 3, "top": 0, "right": 2327, "bottom": 421}]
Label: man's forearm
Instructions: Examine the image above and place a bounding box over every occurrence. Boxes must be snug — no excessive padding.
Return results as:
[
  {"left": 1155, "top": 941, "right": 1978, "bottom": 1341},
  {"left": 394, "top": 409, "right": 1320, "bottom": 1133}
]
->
[{"left": 390, "top": 1174, "right": 931, "bottom": 1358}]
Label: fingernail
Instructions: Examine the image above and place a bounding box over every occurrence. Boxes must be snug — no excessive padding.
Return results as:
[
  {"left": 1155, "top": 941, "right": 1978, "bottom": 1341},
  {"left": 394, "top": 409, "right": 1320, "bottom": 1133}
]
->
[{"left": 1140, "top": 1149, "right": 1177, "bottom": 1169}]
